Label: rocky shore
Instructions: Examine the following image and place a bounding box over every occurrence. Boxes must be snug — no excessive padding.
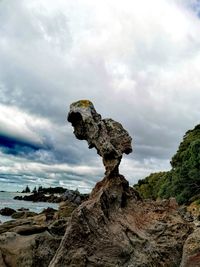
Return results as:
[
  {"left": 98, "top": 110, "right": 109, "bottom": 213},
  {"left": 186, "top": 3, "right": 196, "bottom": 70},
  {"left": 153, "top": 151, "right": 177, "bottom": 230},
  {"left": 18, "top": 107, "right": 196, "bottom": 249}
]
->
[
  {"left": 0, "top": 175, "right": 199, "bottom": 267},
  {"left": 0, "top": 198, "right": 80, "bottom": 267}
]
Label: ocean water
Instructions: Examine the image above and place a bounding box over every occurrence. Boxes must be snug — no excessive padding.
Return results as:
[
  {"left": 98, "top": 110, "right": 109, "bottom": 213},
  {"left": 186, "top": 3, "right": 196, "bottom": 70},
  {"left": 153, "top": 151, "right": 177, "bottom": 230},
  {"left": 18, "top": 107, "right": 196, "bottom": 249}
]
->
[{"left": 0, "top": 192, "right": 59, "bottom": 223}]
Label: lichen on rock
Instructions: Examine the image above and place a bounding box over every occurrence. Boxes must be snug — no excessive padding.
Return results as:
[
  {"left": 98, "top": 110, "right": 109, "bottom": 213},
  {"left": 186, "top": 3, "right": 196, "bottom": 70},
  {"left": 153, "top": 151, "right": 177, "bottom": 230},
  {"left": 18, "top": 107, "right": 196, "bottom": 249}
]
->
[{"left": 67, "top": 100, "right": 132, "bottom": 176}]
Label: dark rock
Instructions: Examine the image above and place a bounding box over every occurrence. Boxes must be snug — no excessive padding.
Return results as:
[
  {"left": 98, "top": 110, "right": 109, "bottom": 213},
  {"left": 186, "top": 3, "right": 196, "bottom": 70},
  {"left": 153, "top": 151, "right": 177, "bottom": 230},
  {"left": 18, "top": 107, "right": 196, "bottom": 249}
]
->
[
  {"left": 14, "top": 195, "right": 23, "bottom": 200},
  {"left": 0, "top": 207, "right": 16, "bottom": 216},
  {"left": 68, "top": 100, "right": 132, "bottom": 176}
]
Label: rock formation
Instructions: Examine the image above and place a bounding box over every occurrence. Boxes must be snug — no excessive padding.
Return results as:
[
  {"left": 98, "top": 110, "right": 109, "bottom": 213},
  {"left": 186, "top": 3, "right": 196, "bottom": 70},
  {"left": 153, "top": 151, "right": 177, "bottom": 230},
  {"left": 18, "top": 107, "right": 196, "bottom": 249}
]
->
[
  {"left": 48, "top": 100, "right": 194, "bottom": 267},
  {"left": 49, "top": 175, "right": 193, "bottom": 267},
  {"left": 0, "top": 201, "right": 77, "bottom": 267},
  {"left": 1, "top": 101, "right": 200, "bottom": 266},
  {"left": 67, "top": 100, "right": 132, "bottom": 176}
]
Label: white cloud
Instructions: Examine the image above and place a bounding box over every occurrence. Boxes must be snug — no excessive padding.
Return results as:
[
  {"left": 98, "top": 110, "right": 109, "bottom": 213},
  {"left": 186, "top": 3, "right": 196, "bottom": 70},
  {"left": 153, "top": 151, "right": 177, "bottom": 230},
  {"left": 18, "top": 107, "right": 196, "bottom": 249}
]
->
[{"left": 1, "top": 0, "right": 200, "bottom": 191}]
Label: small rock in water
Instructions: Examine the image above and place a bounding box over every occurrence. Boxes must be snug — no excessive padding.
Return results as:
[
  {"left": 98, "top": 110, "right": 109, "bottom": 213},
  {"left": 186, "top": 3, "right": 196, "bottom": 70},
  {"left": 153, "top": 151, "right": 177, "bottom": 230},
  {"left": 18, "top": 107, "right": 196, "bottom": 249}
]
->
[{"left": 0, "top": 207, "right": 16, "bottom": 216}]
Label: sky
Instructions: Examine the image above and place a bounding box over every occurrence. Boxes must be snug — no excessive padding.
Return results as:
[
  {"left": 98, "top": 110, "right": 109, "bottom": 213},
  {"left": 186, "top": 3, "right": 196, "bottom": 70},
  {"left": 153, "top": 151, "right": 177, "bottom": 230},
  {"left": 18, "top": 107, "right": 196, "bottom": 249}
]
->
[{"left": 0, "top": 0, "right": 200, "bottom": 192}]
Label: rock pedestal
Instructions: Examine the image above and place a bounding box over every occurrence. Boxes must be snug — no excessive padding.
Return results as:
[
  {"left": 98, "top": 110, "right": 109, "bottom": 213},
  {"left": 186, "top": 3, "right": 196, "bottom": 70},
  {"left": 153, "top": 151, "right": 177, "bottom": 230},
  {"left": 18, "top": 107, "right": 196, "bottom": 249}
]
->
[
  {"left": 68, "top": 100, "right": 132, "bottom": 176},
  {"left": 49, "top": 175, "right": 192, "bottom": 267}
]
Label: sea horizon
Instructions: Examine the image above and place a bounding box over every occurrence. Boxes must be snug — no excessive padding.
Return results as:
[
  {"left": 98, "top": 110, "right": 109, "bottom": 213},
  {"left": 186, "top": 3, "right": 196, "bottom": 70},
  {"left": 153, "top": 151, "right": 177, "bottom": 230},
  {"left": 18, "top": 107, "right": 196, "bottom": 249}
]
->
[{"left": 0, "top": 191, "right": 59, "bottom": 223}]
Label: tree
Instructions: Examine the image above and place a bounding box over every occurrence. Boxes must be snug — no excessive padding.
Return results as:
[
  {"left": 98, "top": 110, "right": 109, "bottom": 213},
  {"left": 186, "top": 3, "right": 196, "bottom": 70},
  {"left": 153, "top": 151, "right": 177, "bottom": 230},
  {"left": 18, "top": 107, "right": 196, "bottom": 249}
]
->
[
  {"left": 134, "top": 124, "right": 200, "bottom": 204},
  {"left": 22, "top": 185, "right": 31, "bottom": 193},
  {"left": 32, "top": 186, "right": 37, "bottom": 194}
]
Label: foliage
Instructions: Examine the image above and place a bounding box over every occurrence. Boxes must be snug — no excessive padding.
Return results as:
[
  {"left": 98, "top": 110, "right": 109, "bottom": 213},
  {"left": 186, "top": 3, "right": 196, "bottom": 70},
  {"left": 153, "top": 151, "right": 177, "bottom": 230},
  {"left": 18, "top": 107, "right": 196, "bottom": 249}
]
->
[
  {"left": 134, "top": 124, "right": 200, "bottom": 204},
  {"left": 134, "top": 172, "right": 169, "bottom": 200}
]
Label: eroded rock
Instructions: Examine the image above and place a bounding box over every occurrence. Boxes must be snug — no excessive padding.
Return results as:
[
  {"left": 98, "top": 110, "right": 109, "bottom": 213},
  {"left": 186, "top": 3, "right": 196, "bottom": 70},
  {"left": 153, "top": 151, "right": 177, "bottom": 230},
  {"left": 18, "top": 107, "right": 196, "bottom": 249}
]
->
[
  {"left": 49, "top": 175, "right": 192, "bottom": 267},
  {"left": 67, "top": 100, "right": 132, "bottom": 176},
  {"left": 47, "top": 100, "right": 193, "bottom": 266}
]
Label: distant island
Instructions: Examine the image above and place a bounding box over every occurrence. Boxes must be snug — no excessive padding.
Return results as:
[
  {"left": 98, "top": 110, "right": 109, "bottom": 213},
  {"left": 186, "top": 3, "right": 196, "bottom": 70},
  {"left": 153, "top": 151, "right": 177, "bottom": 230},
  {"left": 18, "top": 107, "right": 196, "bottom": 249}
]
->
[
  {"left": 14, "top": 186, "right": 88, "bottom": 204},
  {"left": 21, "top": 185, "right": 67, "bottom": 195}
]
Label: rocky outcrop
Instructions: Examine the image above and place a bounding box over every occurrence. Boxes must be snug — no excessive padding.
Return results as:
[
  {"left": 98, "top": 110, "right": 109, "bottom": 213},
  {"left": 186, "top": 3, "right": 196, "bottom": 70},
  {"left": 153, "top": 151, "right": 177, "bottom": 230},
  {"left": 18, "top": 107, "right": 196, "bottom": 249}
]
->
[
  {"left": 47, "top": 100, "right": 195, "bottom": 266},
  {"left": 68, "top": 100, "right": 132, "bottom": 176},
  {"left": 0, "top": 201, "right": 75, "bottom": 267},
  {"left": 49, "top": 175, "right": 193, "bottom": 267}
]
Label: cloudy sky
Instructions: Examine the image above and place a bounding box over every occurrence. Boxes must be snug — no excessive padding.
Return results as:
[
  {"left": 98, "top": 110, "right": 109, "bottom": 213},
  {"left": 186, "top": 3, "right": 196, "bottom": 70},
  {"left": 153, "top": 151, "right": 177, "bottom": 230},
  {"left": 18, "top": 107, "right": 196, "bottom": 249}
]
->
[{"left": 0, "top": 0, "right": 200, "bottom": 192}]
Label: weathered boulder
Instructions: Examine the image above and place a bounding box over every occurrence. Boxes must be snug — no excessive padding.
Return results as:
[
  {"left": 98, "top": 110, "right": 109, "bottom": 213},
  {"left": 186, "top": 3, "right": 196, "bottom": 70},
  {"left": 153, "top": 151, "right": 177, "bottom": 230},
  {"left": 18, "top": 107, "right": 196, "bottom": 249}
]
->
[{"left": 68, "top": 100, "right": 132, "bottom": 176}]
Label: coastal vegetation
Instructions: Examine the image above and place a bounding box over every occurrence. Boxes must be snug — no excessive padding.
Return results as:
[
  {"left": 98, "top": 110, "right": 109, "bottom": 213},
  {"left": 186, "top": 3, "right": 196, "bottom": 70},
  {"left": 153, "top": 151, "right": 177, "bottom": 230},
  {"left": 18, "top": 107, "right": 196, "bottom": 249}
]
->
[{"left": 134, "top": 124, "right": 200, "bottom": 204}]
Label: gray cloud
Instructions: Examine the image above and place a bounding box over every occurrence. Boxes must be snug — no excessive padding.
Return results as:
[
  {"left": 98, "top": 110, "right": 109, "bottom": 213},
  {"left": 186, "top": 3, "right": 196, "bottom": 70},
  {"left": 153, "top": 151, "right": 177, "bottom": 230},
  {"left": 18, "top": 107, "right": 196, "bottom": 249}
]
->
[{"left": 0, "top": 0, "right": 200, "bottom": 191}]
